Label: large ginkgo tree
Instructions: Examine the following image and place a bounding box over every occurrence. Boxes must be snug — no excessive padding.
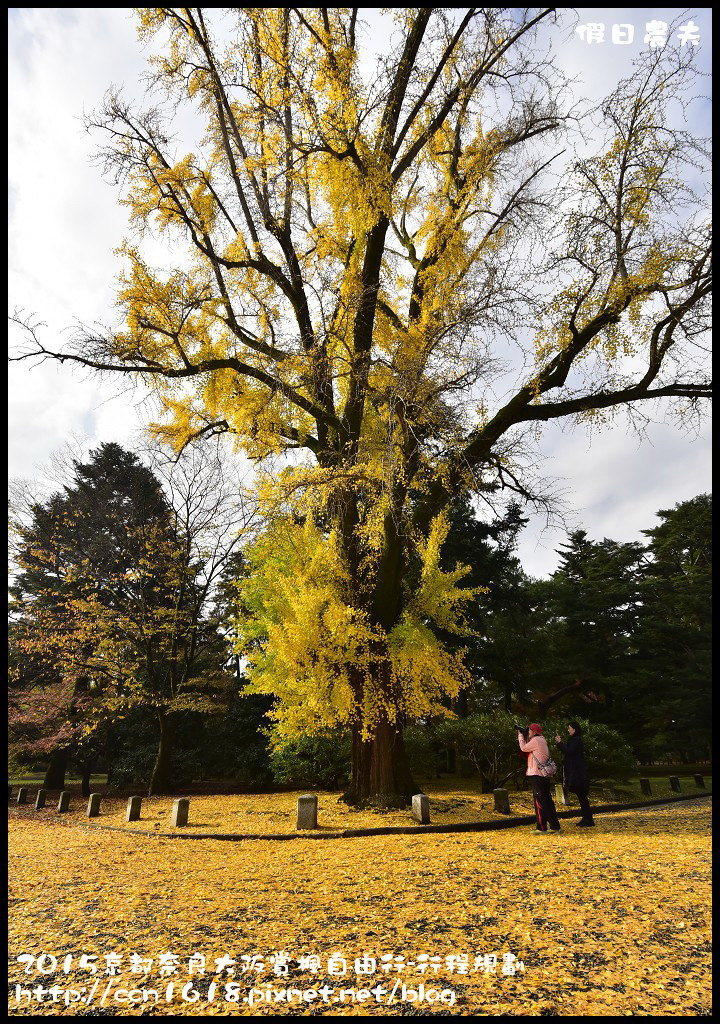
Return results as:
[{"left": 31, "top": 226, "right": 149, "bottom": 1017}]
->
[{"left": 12, "top": 9, "right": 711, "bottom": 805}]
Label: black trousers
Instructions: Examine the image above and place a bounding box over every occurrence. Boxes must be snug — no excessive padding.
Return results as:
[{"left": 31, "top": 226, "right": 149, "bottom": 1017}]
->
[
  {"left": 530, "top": 776, "right": 560, "bottom": 831},
  {"left": 570, "top": 786, "right": 594, "bottom": 823}
]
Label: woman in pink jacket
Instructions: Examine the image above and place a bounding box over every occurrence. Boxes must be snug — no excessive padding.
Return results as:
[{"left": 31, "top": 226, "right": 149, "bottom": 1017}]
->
[{"left": 517, "top": 723, "right": 561, "bottom": 832}]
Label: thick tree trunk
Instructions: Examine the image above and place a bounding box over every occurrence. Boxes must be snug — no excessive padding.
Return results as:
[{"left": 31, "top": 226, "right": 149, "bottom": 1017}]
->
[
  {"left": 43, "top": 748, "right": 68, "bottom": 790},
  {"left": 105, "top": 732, "right": 117, "bottom": 789},
  {"left": 338, "top": 500, "right": 417, "bottom": 807},
  {"left": 80, "top": 761, "right": 92, "bottom": 798},
  {"left": 345, "top": 718, "right": 416, "bottom": 808},
  {"left": 148, "top": 712, "right": 177, "bottom": 796}
]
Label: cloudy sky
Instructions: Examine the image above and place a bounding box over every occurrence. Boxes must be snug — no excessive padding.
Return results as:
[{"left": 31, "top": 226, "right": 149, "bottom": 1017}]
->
[{"left": 8, "top": 8, "right": 712, "bottom": 577}]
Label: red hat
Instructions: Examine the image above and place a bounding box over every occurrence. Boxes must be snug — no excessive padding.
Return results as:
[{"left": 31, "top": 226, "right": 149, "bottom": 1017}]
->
[{"left": 529, "top": 723, "right": 543, "bottom": 734}]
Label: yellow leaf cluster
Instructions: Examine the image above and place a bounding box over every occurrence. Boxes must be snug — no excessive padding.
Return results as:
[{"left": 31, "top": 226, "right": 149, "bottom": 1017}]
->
[{"left": 233, "top": 510, "right": 480, "bottom": 741}]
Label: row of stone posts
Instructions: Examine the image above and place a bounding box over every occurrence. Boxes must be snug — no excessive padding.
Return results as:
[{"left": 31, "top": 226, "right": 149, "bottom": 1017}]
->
[
  {"left": 9, "top": 776, "right": 709, "bottom": 829},
  {"left": 638, "top": 775, "right": 703, "bottom": 796},
  {"left": 557, "top": 776, "right": 704, "bottom": 804},
  {"left": 11, "top": 788, "right": 78, "bottom": 813},
  {"left": 8, "top": 788, "right": 190, "bottom": 826},
  {"left": 294, "top": 779, "right": 706, "bottom": 827},
  {"left": 490, "top": 774, "right": 707, "bottom": 814},
  {"left": 296, "top": 793, "right": 435, "bottom": 829}
]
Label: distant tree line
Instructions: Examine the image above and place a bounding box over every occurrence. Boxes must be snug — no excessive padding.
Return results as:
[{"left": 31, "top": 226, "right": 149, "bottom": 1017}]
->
[
  {"left": 438, "top": 492, "right": 711, "bottom": 765},
  {"left": 8, "top": 442, "right": 711, "bottom": 793}
]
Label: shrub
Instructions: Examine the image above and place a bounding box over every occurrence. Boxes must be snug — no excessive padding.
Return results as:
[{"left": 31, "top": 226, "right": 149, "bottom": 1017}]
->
[
  {"left": 269, "top": 731, "right": 351, "bottom": 789},
  {"left": 433, "top": 710, "right": 523, "bottom": 790},
  {"left": 7, "top": 751, "right": 39, "bottom": 780},
  {"left": 547, "top": 718, "right": 637, "bottom": 783},
  {"left": 427, "top": 711, "right": 636, "bottom": 790},
  {"left": 191, "top": 695, "right": 273, "bottom": 784},
  {"left": 403, "top": 725, "right": 444, "bottom": 778}
]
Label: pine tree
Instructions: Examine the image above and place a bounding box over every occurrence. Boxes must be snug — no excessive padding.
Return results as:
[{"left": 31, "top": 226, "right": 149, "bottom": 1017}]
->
[
  {"left": 631, "top": 495, "right": 712, "bottom": 760},
  {"left": 9, "top": 443, "right": 235, "bottom": 794}
]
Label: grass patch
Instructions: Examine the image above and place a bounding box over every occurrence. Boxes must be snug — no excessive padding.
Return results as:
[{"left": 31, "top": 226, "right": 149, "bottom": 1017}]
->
[{"left": 8, "top": 775, "right": 109, "bottom": 787}]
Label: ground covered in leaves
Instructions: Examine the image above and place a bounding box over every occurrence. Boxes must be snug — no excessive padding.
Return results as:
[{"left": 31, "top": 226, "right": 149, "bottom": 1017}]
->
[{"left": 8, "top": 797, "right": 711, "bottom": 1016}]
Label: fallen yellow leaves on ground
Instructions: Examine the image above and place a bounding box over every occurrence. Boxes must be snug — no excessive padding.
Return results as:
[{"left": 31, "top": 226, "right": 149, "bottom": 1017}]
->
[{"left": 8, "top": 798, "right": 711, "bottom": 1016}]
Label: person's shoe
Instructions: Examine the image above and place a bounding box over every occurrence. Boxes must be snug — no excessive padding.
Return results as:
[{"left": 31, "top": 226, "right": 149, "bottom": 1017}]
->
[
  {"left": 549, "top": 826, "right": 561, "bottom": 832},
  {"left": 577, "top": 820, "right": 595, "bottom": 827}
]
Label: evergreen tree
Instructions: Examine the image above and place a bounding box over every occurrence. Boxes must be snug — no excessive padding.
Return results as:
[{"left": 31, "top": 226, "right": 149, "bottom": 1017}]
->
[
  {"left": 439, "top": 497, "right": 532, "bottom": 713},
  {"left": 541, "top": 530, "right": 644, "bottom": 692},
  {"left": 9, "top": 444, "right": 173, "bottom": 789},
  {"left": 9, "top": 443, "right": 235, "bottom": 794},
  {"left": 631, "top": 495, "right": 712, "bottom": 760}
]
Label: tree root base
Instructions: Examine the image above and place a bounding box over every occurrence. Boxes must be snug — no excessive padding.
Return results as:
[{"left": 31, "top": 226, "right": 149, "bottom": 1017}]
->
[{"left": 341, "top": 789, "right": 413, "bottom": 810}]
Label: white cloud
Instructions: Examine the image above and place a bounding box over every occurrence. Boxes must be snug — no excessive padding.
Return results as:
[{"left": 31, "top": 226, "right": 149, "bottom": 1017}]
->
[
  {"left": 513, "top": 414, "right": 712, "bottom": 577},
  {"left": 7, "top": 9, "right": 712, "bottom": 576}
]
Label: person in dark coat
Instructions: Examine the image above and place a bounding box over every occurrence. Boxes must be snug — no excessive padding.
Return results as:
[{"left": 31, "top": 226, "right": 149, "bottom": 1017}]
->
[{"left": 555, "top": 721, "right": 594, "bottom": 826}]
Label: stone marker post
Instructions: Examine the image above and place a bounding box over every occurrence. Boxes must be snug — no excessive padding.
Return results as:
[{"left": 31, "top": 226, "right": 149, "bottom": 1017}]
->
[
  {"left": 604, "top": 785, "right": 618, "bottom": 802},
  {"left": 87, "top": 793, "right": 101, "bottom": 817},
  {"left": 694, "top": 774, "right": 705, "bottom": 789},
  {"left": 639, "top": 778, "right": 652, "bottom": 797},
  {"left": 555, "top": 784, "right": 569, "bottom": 806},
  {"left": 35, "top": 790, "right": 47, "bottom": 810},
  {"left": 57, "top": 791, "right": 71, "bottom": 812},
  {"left": 669, "top": 776, "right": 681, "bottom": 792},
  {"left": 493, "top": 789, "right": 510, "bottom": 814},
  {"left": 127, "top": 796, "right": 142, "bottom": 822},
  {"left": 16, "top": 787, "right": 28, "bottom": 805},
  {"left": 412, "top": 793, "right": 430, "bottom": 824},
  {"left": 171, "top": 798, "right": 189, "bottom": 827},
  {"left": 296, "top": 794, "right": 318, "bottom": 830}
]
